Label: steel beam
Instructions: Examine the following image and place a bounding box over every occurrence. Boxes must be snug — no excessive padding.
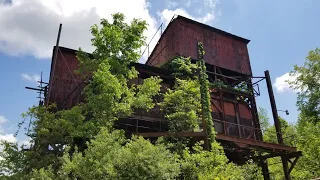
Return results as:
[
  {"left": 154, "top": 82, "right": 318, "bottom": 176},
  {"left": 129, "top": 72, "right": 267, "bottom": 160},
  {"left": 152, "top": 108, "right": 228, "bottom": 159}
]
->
[
  {"left": 265, "top": 70, "right": 291, "bottom": 180},
  {"left": 134, "top": 131, "right": 206, "bottom": 138},
  {"left": 216, "top": 134, "right": 297, "bottom": 152}
]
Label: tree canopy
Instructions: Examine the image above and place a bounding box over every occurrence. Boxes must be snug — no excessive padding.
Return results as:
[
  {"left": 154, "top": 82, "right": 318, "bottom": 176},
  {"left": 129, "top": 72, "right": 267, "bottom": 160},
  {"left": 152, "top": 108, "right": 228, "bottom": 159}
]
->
[{"left": 289, "top": 48, "right": 320, "bottom": 123}]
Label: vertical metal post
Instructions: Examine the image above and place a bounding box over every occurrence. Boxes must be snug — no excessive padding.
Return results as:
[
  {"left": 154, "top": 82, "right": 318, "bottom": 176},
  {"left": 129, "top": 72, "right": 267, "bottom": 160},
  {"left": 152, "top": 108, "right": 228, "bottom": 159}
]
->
[
  {"left": 46, "top": 23, "right": 62, "bottom": 106},
  {"left": 219, "top": 91, "right": 227, "bottom": 135},
  {"left": 214, "top": 66, "right": 217, "bottom": 81},
  {"left": 247, "top": 79, "right": 262, "bottom": 141},
  {"left": 265, "top": 70, "right": 291, "bottom": 180},
  {"left": 234, "top": 103, "right": 242, "bottom": 138},
  {"left": 136, "top": 119, "right": 139, "bottom": 132},
  {"left": 160, "top": 24, "right": 163, "bottom": 56},
  {"left": 260, "top": 158, "right": 271, "bottom": 180}
]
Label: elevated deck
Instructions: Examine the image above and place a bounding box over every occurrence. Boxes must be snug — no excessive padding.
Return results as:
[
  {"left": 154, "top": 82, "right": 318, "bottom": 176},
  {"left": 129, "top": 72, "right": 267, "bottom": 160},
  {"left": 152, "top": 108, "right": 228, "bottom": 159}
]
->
[{"left": 132, "top": 131, "right": 297, "bottom": 153}]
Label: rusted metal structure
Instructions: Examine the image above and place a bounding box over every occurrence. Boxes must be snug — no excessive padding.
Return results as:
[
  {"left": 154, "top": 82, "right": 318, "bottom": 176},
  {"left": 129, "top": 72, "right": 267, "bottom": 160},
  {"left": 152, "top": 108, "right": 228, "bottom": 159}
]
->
[
  {"left": 143, "top": 16, "right": 301, "bottom": 180},
  {"left": 42, "top": 16, "right": 301, "bottom": 180},
  {"left": 146, "top": 16, "right": 251, "bottom": 75}
]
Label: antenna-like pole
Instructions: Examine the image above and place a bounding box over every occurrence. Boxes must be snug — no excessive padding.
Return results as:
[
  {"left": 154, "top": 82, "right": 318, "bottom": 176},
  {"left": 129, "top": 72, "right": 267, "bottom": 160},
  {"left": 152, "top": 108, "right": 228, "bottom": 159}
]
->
[{"left": 46, "top": 23, "right": 62, "bottom": 106}]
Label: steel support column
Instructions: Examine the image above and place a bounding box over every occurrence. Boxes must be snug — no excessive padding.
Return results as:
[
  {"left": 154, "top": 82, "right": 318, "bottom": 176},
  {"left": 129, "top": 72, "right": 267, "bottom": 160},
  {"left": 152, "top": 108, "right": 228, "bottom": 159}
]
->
[
  {"left": 260, "top": 157, "right": 271, "bottom": 180},
  {"left": 265, "top": 70, "right": 291, "bottom": 180}
]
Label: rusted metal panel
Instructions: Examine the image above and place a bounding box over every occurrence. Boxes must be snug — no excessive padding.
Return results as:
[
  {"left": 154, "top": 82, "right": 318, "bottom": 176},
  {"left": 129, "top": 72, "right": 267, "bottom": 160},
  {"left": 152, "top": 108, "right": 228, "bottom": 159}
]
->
[
  {"left": 147, "top": 20, "right": 177, "bottom": 67},
  {"left": 238, "top": 103, "right": 252, "bottom": 119},
  {"left": 210, "top": 89, "right": 257, "bottom": 140},
  {"left": 47, "top": 47, "right": 83, "bottom": 109},
  {"left": 147, "top": 16, "right": 252, "bottom": 75},
  {"left": 223, "top": 102, "right": 235, "bottom": 116},
  {"left": 47, "top": 47, "right": 174, "bottom": 110}
]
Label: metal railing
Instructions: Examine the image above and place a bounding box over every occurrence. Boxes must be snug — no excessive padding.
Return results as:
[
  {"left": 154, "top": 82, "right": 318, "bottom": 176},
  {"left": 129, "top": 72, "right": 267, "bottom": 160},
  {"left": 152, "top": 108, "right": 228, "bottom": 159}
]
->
[{"left": 213, "top": 118, "right": 259, "bottom": 140}]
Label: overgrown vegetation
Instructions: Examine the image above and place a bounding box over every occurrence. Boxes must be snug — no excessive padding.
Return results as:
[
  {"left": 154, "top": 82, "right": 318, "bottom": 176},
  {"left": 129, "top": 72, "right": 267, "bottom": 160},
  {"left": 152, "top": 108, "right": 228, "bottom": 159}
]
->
[
  {"left": 1, "top": 13, "right": 319, "bottom": 180},
  {"left": 0, "top": 13, "right": 262, "bottom": 180}
]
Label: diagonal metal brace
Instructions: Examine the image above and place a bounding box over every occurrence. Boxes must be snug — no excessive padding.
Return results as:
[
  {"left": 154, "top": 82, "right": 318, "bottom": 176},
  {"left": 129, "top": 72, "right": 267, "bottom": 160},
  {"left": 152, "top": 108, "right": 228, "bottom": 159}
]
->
[{"left": 288, "top": 155, "right": 301, "bottom": 173}]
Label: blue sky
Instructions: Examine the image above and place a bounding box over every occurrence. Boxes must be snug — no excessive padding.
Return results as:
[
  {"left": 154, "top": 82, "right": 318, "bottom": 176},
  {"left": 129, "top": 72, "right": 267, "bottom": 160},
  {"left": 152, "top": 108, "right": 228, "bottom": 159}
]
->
[{"left": 0, "top": 0, "right": 319, "bottom": 143}]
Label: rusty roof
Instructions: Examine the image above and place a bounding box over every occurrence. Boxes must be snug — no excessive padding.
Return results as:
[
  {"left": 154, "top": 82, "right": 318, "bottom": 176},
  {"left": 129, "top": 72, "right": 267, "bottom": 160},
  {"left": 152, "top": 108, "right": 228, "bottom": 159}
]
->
[
  {"left": 175, "top": 15, "right": 250, "bottom": 44},
  {"left": 145, "top": 15, "right": 250, "bottom": 65}
]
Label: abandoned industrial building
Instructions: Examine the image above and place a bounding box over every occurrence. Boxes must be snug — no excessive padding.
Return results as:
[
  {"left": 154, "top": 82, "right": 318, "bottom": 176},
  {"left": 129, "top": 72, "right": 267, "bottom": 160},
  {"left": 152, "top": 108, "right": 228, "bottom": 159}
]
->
[{"left": 28, "top": 16, "right": 301, "bottom": 180}]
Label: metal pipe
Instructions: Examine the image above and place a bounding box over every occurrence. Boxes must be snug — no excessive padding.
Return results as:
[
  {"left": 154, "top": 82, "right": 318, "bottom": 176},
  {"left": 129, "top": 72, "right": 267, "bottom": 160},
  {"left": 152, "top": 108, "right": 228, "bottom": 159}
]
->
[{"left": 265, "top": 70, "right": 291, "bottom": 180}]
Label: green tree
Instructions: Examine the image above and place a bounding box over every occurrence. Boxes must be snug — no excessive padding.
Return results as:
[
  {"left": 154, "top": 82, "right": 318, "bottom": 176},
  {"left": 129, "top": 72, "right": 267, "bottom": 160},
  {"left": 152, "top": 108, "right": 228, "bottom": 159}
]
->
[
  {"left": 289, "top": 48, "right": 320, "bottom": 123},
  {"left": 258, "top": 107, "right": 270, "bottom": 134},
  {"left": 30, "top": 129, "right": 180, "bottom": 180},
  {"left": 263, "top": 116, "right": 297, "bottom": 147},
  {"left": 293, "top": 118, "right": 320, "bottom": 178},
  {"left": 0, "top": 13, "right": 162, "bottom": 177},
  {"left": 160, "top": 79, "right": 201, "bottom": 132},
  {"left": 162, "top": 56, "right": 198, "bottom": 79},
  {"left": 259, "top": 107, "right": 320, "bottom": 179},
  {"left": 288, "top": 47, "right": 320, "bottom": 178}
]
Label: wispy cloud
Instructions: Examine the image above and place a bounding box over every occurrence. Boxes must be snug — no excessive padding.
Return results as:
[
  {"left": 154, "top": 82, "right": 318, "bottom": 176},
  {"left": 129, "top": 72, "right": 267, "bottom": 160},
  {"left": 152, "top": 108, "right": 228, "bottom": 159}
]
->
[
  {"left": 0, "top": 115, "right": 7, "bottom": 124},
  {"left": 21, "top": 73, "right": 40, "bottom": 84},
  {"left": 0, "top": 115, "right": 8, "bottom": 134},
  {"left": 167, "top": 0, "right": 178, "bottom": 8},
  {"left": 160, "top": 0, "right": 218, "bottom": 26},
  {"left": 159, "top": 8, "right": 215, "bottom": 26}
]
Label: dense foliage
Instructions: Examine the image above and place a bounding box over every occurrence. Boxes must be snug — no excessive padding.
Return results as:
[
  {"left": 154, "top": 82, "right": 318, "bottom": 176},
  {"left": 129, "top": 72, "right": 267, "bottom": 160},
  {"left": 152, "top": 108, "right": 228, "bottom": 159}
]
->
[
  {"left": 259, "top": 110, "right": 320, "bottom": 179},
  {"left": 160, "top": 79, "right": 201, "bottom": 133},
  {"left": 1, "top": 13, "right": 319, "bottom": 180},
  {"left": 162, "top": 56, "right": 198, "bottom": 79},
  {"left": 289, "top": 48, "right": 320, "bottom": 123}
]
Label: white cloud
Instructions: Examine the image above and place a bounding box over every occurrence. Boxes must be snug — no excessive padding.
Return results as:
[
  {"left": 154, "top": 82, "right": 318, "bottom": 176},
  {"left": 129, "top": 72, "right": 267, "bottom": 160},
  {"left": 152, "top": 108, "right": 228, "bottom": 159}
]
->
[
  {"left": 0, "top": 115, "right": 28, "bottom": 153},
  {"left": 204, "top": 0, "right": 218, "bottom": 9},
  {"left": 0, "top": 0, "right": 220, "bottom": 62},
  {"left": 185, "top": 0, "right": 192, "bottom": 8},
  {"left": 0, "top": 115, "right": 8, "bottom": 134},
  {"left": 167, "top": 1, "right": 178, "bottom": 8},
  {"left": 159, "top": 8, "right": 215, "bottom": 26},
  {"left": 0, "top": 134, "right": 17, "bottom": 153},
  {"left": 21, "top": 73, "right": 40, "bottom": 84},
  {"left": 0, "top": 115, "right": 17, "bottom": 152},
  {"left": 273, "top": 72, "right": 299, "bottom": 93},
  {"left": 19, "top": 138, "right": 32, "bottom": 148},
  {"left": 0, "top": 116, "right": 7, "bottom": 124},
  {"left": 0, "top": 0, "right": 159, "bottom": 60},
  {"left": 0, "top": 134, "right": 16, "bottom": 143}
]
